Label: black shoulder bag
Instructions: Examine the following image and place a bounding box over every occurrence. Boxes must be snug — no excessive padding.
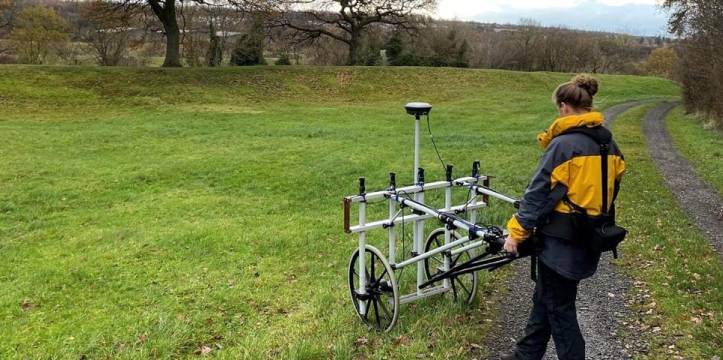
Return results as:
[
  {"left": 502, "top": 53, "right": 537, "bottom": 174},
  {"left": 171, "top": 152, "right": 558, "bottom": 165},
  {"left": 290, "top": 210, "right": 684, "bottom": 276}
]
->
[{"left": 561, "top": 126, "right": 628, "bottom": 258}]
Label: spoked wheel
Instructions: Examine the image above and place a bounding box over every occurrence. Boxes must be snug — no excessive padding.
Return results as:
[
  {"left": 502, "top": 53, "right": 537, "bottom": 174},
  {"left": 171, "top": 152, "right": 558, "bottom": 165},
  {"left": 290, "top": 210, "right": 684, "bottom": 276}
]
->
[
  {"left": 424, "top": 228, "right": 478, "bottom": 305},
  {"left": 348, "top": 245, "right": 399, "bottom": 332}
]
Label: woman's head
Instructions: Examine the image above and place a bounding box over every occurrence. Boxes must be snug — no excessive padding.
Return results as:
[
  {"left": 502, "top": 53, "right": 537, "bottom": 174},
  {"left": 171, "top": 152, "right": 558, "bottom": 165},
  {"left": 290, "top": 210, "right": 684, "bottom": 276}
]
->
[{"left": 553, "top": 74, "right": 599, "bottom": 116}]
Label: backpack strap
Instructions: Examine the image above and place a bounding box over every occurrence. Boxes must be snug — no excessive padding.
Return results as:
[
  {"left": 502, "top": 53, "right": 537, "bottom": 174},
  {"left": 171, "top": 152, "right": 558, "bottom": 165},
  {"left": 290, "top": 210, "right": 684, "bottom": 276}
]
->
[
  {"left": 558, "top": 126, "right": 613, "bottom": 216},
  {"left": 560, "top": 126, "right": 621, "bottom": 258}
]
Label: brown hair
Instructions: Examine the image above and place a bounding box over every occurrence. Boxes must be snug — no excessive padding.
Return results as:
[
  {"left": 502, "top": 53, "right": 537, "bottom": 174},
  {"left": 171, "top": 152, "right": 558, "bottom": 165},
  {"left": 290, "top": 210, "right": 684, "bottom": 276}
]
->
[{"left": 552, "top": 74, "right": 599, "bottom": 110}]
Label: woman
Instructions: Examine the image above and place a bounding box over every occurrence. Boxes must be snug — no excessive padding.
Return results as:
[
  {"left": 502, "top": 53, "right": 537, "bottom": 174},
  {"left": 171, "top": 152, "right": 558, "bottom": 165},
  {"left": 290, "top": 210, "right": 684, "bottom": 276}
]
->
[{"left": 501, "top": 74, "right": 626, "bottom": 360}]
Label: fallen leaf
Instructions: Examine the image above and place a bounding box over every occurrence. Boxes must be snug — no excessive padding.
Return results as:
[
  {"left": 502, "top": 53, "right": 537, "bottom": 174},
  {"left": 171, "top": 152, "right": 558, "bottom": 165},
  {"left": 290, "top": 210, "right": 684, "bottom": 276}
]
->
[
  {"left": 194, "top": 346, "right": 212, "bottom": 356},
  {"left": 354, "top": 337, "right": 369, "bottom": 347},
  {"left": 393, "top": 335, "right": 410, "bottom": 346},
  {"left": 20, "top": 299, "right": 33, "bottom": 310}
]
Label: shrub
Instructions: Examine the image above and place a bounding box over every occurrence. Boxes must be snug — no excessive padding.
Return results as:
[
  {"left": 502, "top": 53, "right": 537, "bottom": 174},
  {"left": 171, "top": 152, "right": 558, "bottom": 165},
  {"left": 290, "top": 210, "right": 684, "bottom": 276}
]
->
[
  {"left": 9, "top": 5, "right": 69, "bottom": 64},
  {"left": 275, "top": 52, "right": 291, "bottom": 65}
]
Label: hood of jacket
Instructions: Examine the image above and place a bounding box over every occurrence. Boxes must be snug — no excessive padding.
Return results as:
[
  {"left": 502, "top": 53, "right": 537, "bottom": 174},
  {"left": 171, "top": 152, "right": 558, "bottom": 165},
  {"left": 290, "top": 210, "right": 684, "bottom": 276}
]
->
[{"left": 536, "top": 111, "right": 604, "bottom": 149}]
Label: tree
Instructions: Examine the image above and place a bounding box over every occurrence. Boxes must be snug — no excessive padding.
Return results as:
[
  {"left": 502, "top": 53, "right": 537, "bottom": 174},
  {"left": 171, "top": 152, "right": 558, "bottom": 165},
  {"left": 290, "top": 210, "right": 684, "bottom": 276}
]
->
[
  {"left": 9, "top": 5, "right": 69, "bottom": 64},
  {"left": 455, "top": 39, "right": 469, "bottom": 67},
  {"left": 662, "top": 0, "right": 723, "bottom": 124},
  {"left": 0, "top": 0, "right": 17, "bottom": 32},
  {"left": 0, "top": 0, "right": 19, "bottom": 55},
  {"left": 81, "top": 1, "right": 134, "bottom": 66},
  {"left": 178, "top": 2, "right": 207, "bottom": 67},
  {"left": 230, "top": 15, "right": 266, "bottom": 65},
  {"left": 98, "top": 0, "right": 258, "bottom": 67},
  {"left": 641, "top": 47, "right": 678, "bottom": 79},
  {"left": 514, "top": 18, "right": 541, "bottom": 71},
  {"left": 275, "top": 51, "right": 291, "bottom": 64},
  {"left": 207, "top": 20, "right": 222, "bottom": 66},
  {"left": 273, "top": 0, "right": 435, "bottom": 65},
  {"left": 385, "top": 30, "right": 403, "bottom": 65}
]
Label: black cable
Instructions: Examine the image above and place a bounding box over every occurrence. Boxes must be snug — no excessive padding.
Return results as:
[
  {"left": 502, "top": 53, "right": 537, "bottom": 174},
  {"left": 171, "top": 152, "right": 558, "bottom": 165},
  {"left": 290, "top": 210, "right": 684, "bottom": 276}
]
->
[
  {"left": 396, "top": 190, "right": 412, "bottom": 283},
  {"left": 462, "top": 185, "right": 473, "bottom": 215},
  {"left": 426, "top": 114, "right": 447, "bottom": 174}
]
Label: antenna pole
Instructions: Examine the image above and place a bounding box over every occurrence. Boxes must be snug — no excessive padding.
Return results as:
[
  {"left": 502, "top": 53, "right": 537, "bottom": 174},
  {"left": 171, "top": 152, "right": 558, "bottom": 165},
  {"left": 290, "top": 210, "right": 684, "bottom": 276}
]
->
[{"left": 414, "top": 114, "right": 421, "bottom": 183}]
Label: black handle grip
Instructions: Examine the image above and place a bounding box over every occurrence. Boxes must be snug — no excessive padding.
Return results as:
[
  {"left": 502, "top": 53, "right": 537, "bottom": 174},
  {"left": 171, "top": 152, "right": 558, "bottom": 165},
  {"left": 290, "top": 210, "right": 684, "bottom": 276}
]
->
[
  {"left": 417, "top": 167, "right": 425, "bottom": 185},
  {"left": 358, "top": 177, "right": 365, "bottom": 195},
  {"left": 389, "top": 172, "right": 396, "bottom": 189},
  {"left": 472, "top": 160, "right": 480, "bottom": 178},
  {"left": 445, "top": 164, "right": 453, "bottom": 182}
]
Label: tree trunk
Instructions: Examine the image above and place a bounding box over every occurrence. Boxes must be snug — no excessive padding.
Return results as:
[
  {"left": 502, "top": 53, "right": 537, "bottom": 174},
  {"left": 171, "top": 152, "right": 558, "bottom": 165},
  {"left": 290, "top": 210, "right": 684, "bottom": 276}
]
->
[
  {"left": 162, "top": 22, "right": 181, "bottom": 67},
  {"left": 347, "top": 29, "right": 360, "bottom": 65},
  {"left": 149, "top": 0, "right": 182, "bottom": 67}
]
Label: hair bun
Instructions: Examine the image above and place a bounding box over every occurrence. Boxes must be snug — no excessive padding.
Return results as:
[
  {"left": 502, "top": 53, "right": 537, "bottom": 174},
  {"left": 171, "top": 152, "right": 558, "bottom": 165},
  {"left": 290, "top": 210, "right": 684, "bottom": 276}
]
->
[{"left": 572, "top": 74, "right": 598, "bottom": 97}]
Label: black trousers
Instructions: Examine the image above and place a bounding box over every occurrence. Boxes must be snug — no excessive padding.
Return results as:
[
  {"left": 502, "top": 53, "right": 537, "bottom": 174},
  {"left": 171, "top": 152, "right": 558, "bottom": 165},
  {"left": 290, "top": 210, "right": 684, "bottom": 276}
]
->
[{"left": 514, "top": 260, "right": 585, "bottom": 360}]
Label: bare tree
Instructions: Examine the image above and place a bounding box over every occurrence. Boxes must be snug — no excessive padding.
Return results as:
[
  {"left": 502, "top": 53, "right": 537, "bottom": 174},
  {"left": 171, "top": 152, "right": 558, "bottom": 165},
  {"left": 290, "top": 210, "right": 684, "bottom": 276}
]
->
[
  {"left": 81, "top": 1, "right": 135, "bottom": 65},
  {"left": 96, "top": 0, "right": 258, "bottom": 67},
  {"left": 514, "top": 18, "right": 541, "bottom": 71},
  {"left": 204, "top": 2, "right": 246, "bottom": 63},
  {"left": 663, "top": 0, "right": 723, "bottom": 125},
  {"left": 92, "top": 0, "right": 183, "bottom": 66},
  {"left": 0, "top": 0, "right": 19, "bottom": 55},
  {"left": 272, "top": 0, "right": 435, "bottom": 65}
]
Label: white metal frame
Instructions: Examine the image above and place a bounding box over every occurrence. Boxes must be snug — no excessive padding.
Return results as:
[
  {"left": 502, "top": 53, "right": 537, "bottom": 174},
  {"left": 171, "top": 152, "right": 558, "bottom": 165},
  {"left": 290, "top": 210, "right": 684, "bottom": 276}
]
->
[
  {"left": 345, "top": 175, "right": 487, "bottom": 306},
  {"left": 342, "top": 104, "right": 519, "bottom": 330}
]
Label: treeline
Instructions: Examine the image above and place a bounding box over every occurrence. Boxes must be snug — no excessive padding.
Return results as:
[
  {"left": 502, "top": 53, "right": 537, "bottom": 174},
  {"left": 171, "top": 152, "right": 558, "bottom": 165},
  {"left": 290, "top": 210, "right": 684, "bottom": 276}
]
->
[
  {"left": 379, "top": 20, "right": 660, "bottom": 74},
  {"left": 0, "top": 0, "right": 673, "bottom": 77},
  {"left": 662, "top": 0, "right": 722, "bottom": 128}
]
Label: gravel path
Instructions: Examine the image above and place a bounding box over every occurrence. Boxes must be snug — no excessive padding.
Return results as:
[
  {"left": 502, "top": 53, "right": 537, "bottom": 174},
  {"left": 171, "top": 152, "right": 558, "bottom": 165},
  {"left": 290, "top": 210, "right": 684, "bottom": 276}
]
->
[
  {"left": 482, "top": 101, "right": 646, "bottom": 360},
  {"left": 642, "top": 101, "right": 723, "bottom": 257}
]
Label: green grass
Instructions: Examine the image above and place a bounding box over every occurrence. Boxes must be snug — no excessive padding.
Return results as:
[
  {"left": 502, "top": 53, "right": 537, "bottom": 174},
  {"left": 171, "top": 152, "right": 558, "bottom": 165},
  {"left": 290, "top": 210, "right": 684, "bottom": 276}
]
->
[
  {"left": 612, "top": 104, "right": 723, "bottom": 359},
  {"left": 0, "top": 65, "right": 683, "bottom": 358},
  {"left": 665, "top": 107, "right": 723, "bottom": 193}
]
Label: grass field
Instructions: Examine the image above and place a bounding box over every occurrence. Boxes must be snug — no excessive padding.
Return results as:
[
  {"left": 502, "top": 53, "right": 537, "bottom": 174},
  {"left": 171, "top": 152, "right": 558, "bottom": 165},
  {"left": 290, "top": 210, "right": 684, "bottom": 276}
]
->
[
  {"left": 665, "top": 108, "right": 723, "bottom": 193},
  {"left": 0, "top": 65, "right": 705, "bottom": 358}
]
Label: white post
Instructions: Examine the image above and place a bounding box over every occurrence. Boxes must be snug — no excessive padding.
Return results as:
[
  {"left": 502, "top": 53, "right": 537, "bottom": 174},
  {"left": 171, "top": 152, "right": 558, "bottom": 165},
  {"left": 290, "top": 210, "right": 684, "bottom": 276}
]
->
[
  {"left": 413, "top": 116, "right": 421, "bottom": 294},
  {"left": 414, "top": 116, "right": 421, "bottom": 183},
  {"left": 358, "top": 201, "right": 367, "bottom": 315}
]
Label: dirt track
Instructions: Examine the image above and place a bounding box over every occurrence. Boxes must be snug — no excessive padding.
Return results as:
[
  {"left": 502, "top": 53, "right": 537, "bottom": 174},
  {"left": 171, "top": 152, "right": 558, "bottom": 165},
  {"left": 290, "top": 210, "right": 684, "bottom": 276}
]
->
[
  {"left": 482, "top": 101, "right": 646, "bottom": 360},
  {"left": 642, "top": 101, "right": 723, "bottom": 257}
]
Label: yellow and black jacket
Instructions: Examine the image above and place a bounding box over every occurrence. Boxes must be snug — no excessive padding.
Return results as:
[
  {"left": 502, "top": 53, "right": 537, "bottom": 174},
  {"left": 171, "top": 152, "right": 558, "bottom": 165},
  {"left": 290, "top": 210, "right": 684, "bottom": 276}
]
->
[{"left": 506, "top": 111, "right": 625, "bottom": 279}]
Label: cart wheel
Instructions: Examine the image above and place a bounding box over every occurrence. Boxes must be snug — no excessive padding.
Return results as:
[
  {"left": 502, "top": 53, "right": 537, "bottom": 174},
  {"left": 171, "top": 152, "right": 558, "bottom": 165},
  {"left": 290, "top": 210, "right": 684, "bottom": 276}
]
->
[
  {"left": 348, "top": 245, "right": 399, "bottom": 332},
  {"left": 424, "top": 228, "right": 478, "bottom": 305}
]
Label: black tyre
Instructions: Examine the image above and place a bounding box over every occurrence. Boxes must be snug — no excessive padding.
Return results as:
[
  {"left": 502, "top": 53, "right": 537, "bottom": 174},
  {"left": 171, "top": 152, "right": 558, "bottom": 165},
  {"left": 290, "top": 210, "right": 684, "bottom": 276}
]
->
[
  {"left": 423, "top": 228, "right": 478, "bottom": 305},
  {"left": 348, "top": 245, "right": 399, "bottom": 332}
]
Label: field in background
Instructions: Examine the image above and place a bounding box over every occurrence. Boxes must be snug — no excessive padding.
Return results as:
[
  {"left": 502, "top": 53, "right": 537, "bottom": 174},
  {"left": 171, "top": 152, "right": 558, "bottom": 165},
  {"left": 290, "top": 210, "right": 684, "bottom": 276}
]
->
[
  {"left": 665, "top": 108, "right": 723, "bottom": 194},
  {"left": 0, "top": 66, "right": 686, "bottom": 358}
]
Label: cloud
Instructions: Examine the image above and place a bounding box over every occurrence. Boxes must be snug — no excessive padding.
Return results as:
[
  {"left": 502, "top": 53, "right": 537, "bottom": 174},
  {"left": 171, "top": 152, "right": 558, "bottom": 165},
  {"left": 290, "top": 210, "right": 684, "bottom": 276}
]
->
[
  {"left": 437, "top": 0, "right": 583, "bottom": 18},
  {"left": 435, "top": 0, "right": 670, "bottom": 36}
]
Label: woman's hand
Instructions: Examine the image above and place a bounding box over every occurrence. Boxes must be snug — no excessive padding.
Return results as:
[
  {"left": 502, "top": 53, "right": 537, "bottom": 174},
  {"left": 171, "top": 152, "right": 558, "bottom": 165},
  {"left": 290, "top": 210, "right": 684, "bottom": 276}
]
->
[{"left": 503, "top": 235, "right": 519, "bottom": 255}]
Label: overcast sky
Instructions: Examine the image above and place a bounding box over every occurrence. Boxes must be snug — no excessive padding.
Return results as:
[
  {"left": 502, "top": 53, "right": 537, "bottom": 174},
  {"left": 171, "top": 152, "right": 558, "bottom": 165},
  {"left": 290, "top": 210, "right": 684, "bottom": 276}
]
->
[{"left": 435, "top": 0, "right": 671, "bottom": 36}]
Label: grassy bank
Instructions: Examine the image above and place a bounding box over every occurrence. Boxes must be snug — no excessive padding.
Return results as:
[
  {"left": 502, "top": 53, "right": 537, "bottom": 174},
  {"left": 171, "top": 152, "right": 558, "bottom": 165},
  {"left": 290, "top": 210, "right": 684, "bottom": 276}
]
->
[
  {"left": 0, "top": 66, "right": 680, "bottom": 358},
  {"left": 665, "top": 107, "right": 723, "bottom": 193},
  {"left": 613, "top": 105, "right": 723, "bottom": 359}
]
